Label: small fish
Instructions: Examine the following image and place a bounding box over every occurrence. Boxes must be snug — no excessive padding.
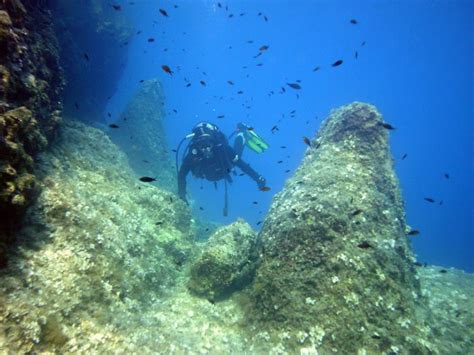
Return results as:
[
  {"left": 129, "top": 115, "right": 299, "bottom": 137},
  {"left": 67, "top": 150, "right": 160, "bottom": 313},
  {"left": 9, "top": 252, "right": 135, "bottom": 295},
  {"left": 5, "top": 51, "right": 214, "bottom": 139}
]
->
[
  {"left": 371, "top": 334, "right": 381, "bottom": 340},
  {"left": 199, "top": 206, "right": 204, "bottom": 210},
  {"left": 237, "top": 90, "right": 244, "bottom": 94},
  {"left": 271, "top": 125, "right": 279, "bottom": 133},
  {"left": 136, "top": 30, "right": 142, "bottom": 35},
  {"left": 139, "top": 176, "right": 156, "bottom": 182},
  {"left": 162, "top": 65, "right": 173, "bottom": 75},
  {"left": 313, "top": 66, "right": 320, "bottom": 72},
  {"left": 357, "top": 241, "right": 372, "bottom": 249},
  {"left": 285, "top": 169, "right": 291, "bottom": 173},
  {"left": 444, "top": 173, "right": 450, "bottom": 179},
  {"left": 256, "top": 221, "right": 263, "bottom": 225},
  {"left": 303, "top": 136, "right": 312, "bottom": 147},
  {"left": 379, "top": 122, "right": 395, "bottom": 130},
  {"left": 83, "top": 53, "right": 90, "bottom": 61},
  {"left": 350, "top": 19, "right": 358, "bottom": 24},
  {"left": 74, "top": 102, "right": 79, "bottom": 110},
  {"left": 217, "top": 115, "right": 225, "bottom": 118},
  {"left": 159, "top": 8, "right": 169, "bottom": 17},
  {"left": 227, "top": 80, "right": 234, "bottom": 85},
  {"left": 264, "top": 15, "right": 268, "bottom": 21},
  {"left": 439, "top": 200, "right": 443, "bottom": 205},
  {"left": 239, "top": 173, "right": 245, "bottom": 176},
  {"left": 277, "top": 160, "right": 283, "bottom": 164},
  {"left": 139, "top": 79, "right": 144, "bottom": 83},
  {"left": 280, "top": 146, "right": 286, "bottom": 149},
  {"left": 361, "top": 41, "right": 366, "bottom": 46},
  {"left": 256, "top": 63, "right": 263, "bottom": 67},
  {"left": 247, "top": 40, "right": 254, "bottom": 43},
  {"left": 287, "top": 83, "right": 301, "bottom": 90},
  {"left": 252, "top": 201, "right": 258, "bottom": 204},
  {"left": 259, "top": 186, "right": 271, "bottom": 191},
  {"left": 174, "top": 4, "right": 178, "bottom": 8},
  {"left": 401, "top": 153, "right": 407, "bottom": 160},
  {"left": 351, "top": 209, "right": 363, "bottom": 216},
  {"left": 143, "top": 160, "right": 149, "bottom": 163},
  {"left": 228, "top": 14, "right": 234, "bottom": 18},
  {"left": 173, "top": 109, "right": 178, "bottom": 114},
  {"left": 200, "top": 80, "right": 206, "bottom": 86},
  {"left": 239, "top": 12, "right": 245, "bottom": 16},
  {"left": 148, "top": 38, "right": 155, "bottom": 42},
  {"left": 109, "top": 124, "right": 119, "bottom": 128},
  {"left": 107, "top": 112, "right": 112, "bottom": 117},
  {"left": 439, "top": 269, "right": 447, "bottom": 274},
  {"left": 407, "top": 230, "right": 420, "bottom": 236},
  {"left": 112, "top": 4, "right": 122, "bottom": 11},
  {"left": 355, "top": 51, "right": 358, "bottom": 59},
  {"left": 217, "top": 2, "right": 222, "bottom": 8},
  {"left": 424, "top": 197, "right": 435, "bottom": 203},
  {"left": 186, "top": 83, "right": 191, "bottom": 87},
  {"left": 259, "top": 45, "right": 269, "bottom": 51},
  {"left": 156, "top": 221, "right": 163, "bottom": 225},
  {"left": 332, "top": 60, "right": 343, "bottom": 67}
]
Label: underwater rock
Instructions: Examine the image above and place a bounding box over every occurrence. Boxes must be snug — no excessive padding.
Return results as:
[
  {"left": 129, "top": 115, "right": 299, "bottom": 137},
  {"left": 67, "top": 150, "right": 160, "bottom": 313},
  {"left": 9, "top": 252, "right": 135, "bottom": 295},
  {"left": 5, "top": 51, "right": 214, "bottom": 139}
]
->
[
  {"left": 110, "top": 79, "right": 177, "bottom": 192},
  {"left": 50, "top": 0, "right": 133, "bottom": 121},
  {"left": 189, "top": 219, "right": 259, "bottom": 301},
  {"left": 250, "top": 102, "right": 433, "bottom": 352},
  {"left": 0, "top": 0, "right": 64, "bottom": 268},
  {"left": 0, "top": 119, "right": 194, "bottom": 352}
]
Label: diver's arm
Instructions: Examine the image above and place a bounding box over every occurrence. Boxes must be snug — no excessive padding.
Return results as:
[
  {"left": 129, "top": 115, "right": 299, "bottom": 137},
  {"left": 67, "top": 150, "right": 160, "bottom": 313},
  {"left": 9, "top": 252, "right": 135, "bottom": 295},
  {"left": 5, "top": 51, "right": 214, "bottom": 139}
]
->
[
  {"left": 234, "top": 157, "right": 266, "bottom": 188},
  {"left": 178, "top": 156, "right": 192, "bottom": 202}
]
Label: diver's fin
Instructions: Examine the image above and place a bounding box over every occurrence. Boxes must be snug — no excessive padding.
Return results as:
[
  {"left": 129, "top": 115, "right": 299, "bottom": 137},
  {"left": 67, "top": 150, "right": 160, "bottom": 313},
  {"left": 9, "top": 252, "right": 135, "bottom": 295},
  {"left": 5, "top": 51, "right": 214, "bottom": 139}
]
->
[{"left": 245, "top": 130, "right": 269, "bottom": 153}]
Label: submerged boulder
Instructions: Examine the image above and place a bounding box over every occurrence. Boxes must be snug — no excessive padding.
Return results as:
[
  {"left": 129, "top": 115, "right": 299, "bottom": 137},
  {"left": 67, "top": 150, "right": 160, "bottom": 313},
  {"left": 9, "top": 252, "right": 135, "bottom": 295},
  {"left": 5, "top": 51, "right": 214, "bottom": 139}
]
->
[
  {"left": 250, "top": 102, "right": 434, "bottom": 353},
  {"left": 189, "top": 219, "right": 259, "bottom": 301},
  {"left": 110, "top": 79, "right": 176, "bottom": 192}
]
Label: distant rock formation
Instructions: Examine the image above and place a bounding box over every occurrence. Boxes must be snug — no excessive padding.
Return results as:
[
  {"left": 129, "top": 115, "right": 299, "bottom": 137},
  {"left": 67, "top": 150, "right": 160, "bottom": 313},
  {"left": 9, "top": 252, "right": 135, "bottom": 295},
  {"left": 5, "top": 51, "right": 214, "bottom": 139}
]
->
[
  {"left": 249, "top": 102, "right": 434, "bottom": 353},
  {"left": 188, "top": 219, "right": 258, "bottom": 301},
  {"left": 0, "top": 0, "right": 64, "bottom": 268},
  {"left": 0, "top": 119, "right": 194, "bottom": 352},
  {"left": 110, "top": 79, "right": 177, "bottom": 192},
  {"left": 50, "top": 0, "right": 133, "bottom": 121}
]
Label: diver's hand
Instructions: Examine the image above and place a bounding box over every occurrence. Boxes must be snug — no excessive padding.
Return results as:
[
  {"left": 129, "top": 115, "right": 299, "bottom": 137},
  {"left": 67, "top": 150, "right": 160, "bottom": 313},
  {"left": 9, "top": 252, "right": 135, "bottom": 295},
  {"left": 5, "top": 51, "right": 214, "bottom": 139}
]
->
[{"left": 257, "top": 176, "right": 266, "bottom": 189}]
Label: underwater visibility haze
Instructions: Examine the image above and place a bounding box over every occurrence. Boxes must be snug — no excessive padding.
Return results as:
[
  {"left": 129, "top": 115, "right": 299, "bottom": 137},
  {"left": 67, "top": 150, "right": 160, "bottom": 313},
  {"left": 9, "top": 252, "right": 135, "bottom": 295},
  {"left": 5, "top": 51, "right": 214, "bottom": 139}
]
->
[{"left": 0, "top": 0, "right": 472, "bottom": 353}]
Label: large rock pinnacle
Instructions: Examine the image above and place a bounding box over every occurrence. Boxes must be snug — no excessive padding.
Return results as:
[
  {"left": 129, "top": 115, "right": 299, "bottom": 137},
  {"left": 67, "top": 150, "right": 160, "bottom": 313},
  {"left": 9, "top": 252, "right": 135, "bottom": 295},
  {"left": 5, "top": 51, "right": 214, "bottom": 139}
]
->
[{"left": 250, "top": 102, "right": 432, "bottom": 353}]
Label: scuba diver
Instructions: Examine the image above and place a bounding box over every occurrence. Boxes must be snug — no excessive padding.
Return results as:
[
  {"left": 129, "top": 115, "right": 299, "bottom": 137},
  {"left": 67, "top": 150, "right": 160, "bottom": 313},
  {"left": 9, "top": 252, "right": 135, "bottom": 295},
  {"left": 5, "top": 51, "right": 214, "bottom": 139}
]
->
[{"left": 176, "top": 122, "right": 269, "bottom": 215}]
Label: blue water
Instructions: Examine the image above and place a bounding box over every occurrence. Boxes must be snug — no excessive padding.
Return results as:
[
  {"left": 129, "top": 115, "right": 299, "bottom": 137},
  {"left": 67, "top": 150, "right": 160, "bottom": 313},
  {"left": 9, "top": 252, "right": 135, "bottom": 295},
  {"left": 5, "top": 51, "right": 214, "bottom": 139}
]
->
[{"left": 105, "top": 1, "right": 473, "bottom": 272}]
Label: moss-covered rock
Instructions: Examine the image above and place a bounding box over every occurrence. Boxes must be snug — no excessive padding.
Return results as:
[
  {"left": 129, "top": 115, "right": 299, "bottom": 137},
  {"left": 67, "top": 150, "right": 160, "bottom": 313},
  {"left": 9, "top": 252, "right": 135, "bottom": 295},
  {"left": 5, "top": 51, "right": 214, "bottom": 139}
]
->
[
  {"left": 0, "top": 119, "right": 194, "bottom": 353},
  {"left": 110, "top": 79, "right": 176, "bottom": 192},
  {"left": 189, "top": 219, "right": 258, "bottom": 301},
  {"left": 249, "top": 102, "right": 434, "bottom": 353}
]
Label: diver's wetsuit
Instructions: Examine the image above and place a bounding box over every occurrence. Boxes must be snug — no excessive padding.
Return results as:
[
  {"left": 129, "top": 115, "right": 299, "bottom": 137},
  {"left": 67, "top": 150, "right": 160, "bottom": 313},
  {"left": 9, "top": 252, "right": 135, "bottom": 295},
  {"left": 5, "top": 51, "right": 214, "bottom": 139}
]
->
[{"left": 177, "top": 130, "right": 265, "bottom": 202}]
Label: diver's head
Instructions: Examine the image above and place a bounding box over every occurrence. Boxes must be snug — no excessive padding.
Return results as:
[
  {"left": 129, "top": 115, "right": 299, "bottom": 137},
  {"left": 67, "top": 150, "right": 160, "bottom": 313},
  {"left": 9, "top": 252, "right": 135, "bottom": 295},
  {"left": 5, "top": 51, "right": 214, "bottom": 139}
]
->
[{"left": 193, "top": 134, "right": 214, "bottom": 158}]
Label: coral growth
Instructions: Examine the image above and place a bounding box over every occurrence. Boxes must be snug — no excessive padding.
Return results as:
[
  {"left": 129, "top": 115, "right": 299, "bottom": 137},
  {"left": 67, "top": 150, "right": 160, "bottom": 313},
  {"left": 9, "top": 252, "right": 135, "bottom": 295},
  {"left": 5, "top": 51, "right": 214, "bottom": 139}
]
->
[{"left": 0, "top": 0, "right": 64, "bottom": 268}]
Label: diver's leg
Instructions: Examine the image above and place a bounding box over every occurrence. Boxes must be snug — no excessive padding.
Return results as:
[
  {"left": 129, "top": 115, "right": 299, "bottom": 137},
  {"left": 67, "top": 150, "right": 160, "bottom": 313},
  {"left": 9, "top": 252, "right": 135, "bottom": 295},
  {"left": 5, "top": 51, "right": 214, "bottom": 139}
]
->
[{"left": 233, "top": 132, "right": 245, "bottom": 159}]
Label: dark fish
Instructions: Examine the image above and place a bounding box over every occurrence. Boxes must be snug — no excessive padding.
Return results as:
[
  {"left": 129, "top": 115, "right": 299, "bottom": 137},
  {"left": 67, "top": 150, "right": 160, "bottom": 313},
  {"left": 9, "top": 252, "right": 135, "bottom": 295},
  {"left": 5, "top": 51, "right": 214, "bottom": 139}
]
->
[
  {"left": 357, "top": 241, "right": 372, "bottom": 249},
  {"left": 173, "top": 109, "right": 178, "bottom": 114},
  {"left": 217, "top": 2, "right": 222, "bottom": 8},
  {"left": 109, "top": 124, "right": 119, "bottom": 128},
  {"left": 424, "top": 197, "right": 435, "bottom": 203},
  {"left": 239, "top": 173, "right": 245, "bottom": 176},
  {"left": 371, "top": 334, "right": 381, "bottom": 340},
  {"left": 112, "top": 4, "right": 122, "bottom": 11},
  {"left": 240, "top": 13, "right": 245, "bottom": 16},
  {"left": 217, "top": 115, "right": 225, "bottom": 118},
  {"left": 439, "top": 200, "right": 443, "bottom": 205},
  {"left": 313, "top": 66, "right": 320, "bottom": 72},
  {"left": 407, "top": 230, "right": 420, "bottom": 236},
  {"left": 143, "top": 160, "right": 150, "bottom": 163},
  {"left": 277, "top": 160, "right": 283, "bottom": 164},
  {"left": 252, "top": 201, "right": 258, "bottom": 204},
  {"left": 74, "top": 102, "right": 79, "bottom": 110},
  {"left": 247, "top": 40, "right": 254, "bottom": 43},
  {"left": 401, "top": 153, "right": 407, "bottom": 160},
  {"left": 280, "top": 146, "right": 286, "bottom": 149},
  {"left": 355, "top": 51, "right": 358, "bottom": 59},
  {"left": 83, "top": 53, "right": 90, "bottom": 61},
  {"left": 156, "top": 221, "right": 163, "bottom": 225},
  {"left": 200, "top": 80, "right": 206, "bottom": 86},
  {"left": 256, "top": 63, "right": 263, "bottom": 67},
  {"left": 380, "top": 122, "right": 395, "bottom": 130},
  {"left": 264, "top": 15, "right": 268, "bottom": 21},
  {"left": 136, "top": 30, "right": 142, "bottom": 35},
  {"left": 361, "top": 41, "right": 366, "bottom": 46},
  {"left": 259, "top": 186, "right": 271, "bottom": 191},
  {"left": 139, "top": 79, "right": 144, "bottom": 83},
  {"left": 439, "top": 269, "right": 447, "bottom": 273},
  {"left": 271, "top": 125, "right": 279, "bottom": 133},
  {"left": 159, "top": 8, "right": 169, "bottom": 17},
  {"left": 107, "top": 112, "right": 112, "bottom": 117},
  {"left": 287, "top": 83, "right": 301, "bottom": 90},
  {"left": 148, "top": 38, "right": 155, "bottom": 42},
  {"left": 228, "top": 14, "right": 234, "bottom": 18},
  {"left": 259, "top": 45, "right": 269, "bottom": 51},
  {"left": 199, "top": 206, "right": 204, "bottom": 210},
  {"left": 237, "top": 90, "right": 244, "bottom": 94},
  {"left": 171, "top": 149, "right": 177, "bottom": 153},
  {"left": 303, "top": 136, "right": 312, "bottom": 147},
  {"left": 174, "top": 4, "right": 178, "bottom": 8},
  {"left": 162, "top": 65, "right": 173, "bottom": 75},
  {"left": 256, "top": 221, "right": 263, "bottom": 225},
  {"left": 351, "top": 209, "right": 363, "bottom": 216},
  {"left": 139, "top": 176, "right": 156, "bottom": 182},
  {"left": 332, "top": 60, "right": 343, "bottom": 67},
  {"left": 186, "top": 83, "right": 191, "bottom": 87},
  {"left": 444, "top": 173, "right": 450, "bottom": 179},
  {"left": 227, "top": 80, "right": 234, "bottom": 85},
  {"left": 350, "top": 19, "right": 358, "bottom": 24},
  {"left": 285, "top": 169, "right": 291, "bottom": 173}
]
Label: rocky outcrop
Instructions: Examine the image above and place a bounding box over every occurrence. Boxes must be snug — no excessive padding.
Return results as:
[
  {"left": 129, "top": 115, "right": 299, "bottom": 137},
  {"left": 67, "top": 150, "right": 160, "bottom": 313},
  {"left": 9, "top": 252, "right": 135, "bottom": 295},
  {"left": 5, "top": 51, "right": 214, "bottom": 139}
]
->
[
  {"left": 189, "top": 219, "right": 259, "bottom": 301},
  {"left": 249, "top": 102, "right": 435, "bottom": 353},
  {"left": 110, "top": 79, "right": 177, "bottom": 192},
  {"left": 50, "top": 0, "right": 133, "bottom": 121},
  {"left": 0, "top": 119, "right": 194, "bottom": 353},
  {"left": 0, "top": 0, "right": 64, "bottom": 268}
]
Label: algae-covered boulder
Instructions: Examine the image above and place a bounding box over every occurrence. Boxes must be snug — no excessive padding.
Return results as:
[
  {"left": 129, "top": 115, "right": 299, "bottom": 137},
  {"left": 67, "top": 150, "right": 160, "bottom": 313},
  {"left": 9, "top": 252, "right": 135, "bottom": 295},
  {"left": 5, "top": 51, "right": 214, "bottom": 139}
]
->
[
  {"left": 189, "top": 219, "right": 259, "bottom": 301},
  {"left": 0, "top": 119, "right": 194, "bottom": 353},
  {"left": 250, "top": 102, "right": 434, "bottom": 353},
  {"left": 110, "top": 79, "right": 176, "bottom": 192}
]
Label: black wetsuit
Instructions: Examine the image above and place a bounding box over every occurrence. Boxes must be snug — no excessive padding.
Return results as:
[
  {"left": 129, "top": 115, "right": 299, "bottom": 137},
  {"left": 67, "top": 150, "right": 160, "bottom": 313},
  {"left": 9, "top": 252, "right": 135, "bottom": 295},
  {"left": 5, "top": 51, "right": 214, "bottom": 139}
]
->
[{"left": 178, "top": 131, "right": 265, "bottom": 201}]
